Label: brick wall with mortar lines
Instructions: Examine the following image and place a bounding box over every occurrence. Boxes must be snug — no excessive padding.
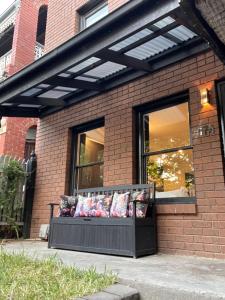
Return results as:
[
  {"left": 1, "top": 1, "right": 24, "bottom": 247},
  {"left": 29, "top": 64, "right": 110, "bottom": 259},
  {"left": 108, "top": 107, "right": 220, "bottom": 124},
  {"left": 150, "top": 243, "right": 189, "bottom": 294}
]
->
[
  {"left": 45, "top": 0, "right": 129, "bottom": 52},
  {"left": 32, "top": 50, "right": 225, "bottom": 258}
]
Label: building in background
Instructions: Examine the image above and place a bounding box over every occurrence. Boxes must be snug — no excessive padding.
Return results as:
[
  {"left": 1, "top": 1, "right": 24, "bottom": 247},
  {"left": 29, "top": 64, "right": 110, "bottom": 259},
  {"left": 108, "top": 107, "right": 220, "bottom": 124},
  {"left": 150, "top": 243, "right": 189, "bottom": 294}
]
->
[{"left": 0, "top": 0, "right": 48, "bottom": 159}]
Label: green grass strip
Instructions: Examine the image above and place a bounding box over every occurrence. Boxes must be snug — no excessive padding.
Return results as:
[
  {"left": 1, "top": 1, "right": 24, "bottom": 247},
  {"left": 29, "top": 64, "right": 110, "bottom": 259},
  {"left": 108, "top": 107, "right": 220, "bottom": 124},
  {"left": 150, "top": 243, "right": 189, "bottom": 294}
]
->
[{"left": 0, "top": 250, "right": 117, "bottom": 300}]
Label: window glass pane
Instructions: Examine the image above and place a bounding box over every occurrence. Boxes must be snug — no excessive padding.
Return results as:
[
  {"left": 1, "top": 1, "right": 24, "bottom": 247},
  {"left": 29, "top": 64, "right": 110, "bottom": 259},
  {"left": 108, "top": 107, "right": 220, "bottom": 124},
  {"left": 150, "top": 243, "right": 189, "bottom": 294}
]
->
[
  {"left": 77, "top": 164, "right": 103, "bottom": 189},
  {"left": 85, "top": 4, "right": 108, "bottom": 28},
  {"left": 78, "top": 127, "right": 104, "bottom": 165},
  {"left": 146, "top": 149, "right": 195, "bottom": 197},
  {"left": 144, "top": 102, "right": 190, "bottom": 153}
]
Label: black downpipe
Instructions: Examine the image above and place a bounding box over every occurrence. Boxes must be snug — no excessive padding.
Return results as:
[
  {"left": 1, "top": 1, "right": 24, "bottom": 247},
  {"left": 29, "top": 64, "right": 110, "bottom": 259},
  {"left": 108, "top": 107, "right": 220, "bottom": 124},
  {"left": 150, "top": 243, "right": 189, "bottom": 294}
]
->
[{"left": 23, "top": 152, "right": 37, "bottom": 238}]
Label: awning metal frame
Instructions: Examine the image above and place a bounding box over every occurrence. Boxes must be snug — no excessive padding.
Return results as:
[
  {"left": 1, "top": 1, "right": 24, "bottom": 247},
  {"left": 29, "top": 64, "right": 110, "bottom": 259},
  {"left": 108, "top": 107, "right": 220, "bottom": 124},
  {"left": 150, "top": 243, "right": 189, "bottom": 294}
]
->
[{"left": 0, "top": 0, "right": 209, "bottom": 118}]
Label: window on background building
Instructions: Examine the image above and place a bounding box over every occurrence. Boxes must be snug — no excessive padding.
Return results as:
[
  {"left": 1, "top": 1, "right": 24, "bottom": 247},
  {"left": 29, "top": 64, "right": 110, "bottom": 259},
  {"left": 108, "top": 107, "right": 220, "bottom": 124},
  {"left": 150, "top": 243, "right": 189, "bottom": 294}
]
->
[
  {"left": 73, "top": 121, "right": 104, "bottom": 190},
  {"left": 140, "top": 101, "right": 195, "bottom": 200},
  {"left": 35, "top": 5, "right": 48, "bottom": 60},
  {"left": 0, "top": 117, "right": 7, "bottom": 134},
  {"left": 24, "top": 126, "right": 37, "bottom": 161},
  {"left": 80, "top": 2, "right": 108, "bottom": 31}
]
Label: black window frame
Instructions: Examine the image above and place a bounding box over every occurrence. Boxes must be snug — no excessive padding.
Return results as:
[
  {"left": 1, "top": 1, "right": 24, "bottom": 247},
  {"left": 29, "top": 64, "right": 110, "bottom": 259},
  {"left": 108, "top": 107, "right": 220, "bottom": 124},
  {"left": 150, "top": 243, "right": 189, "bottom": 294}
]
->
[
  {"left": 216, "top": 80, "right": 225, "bottom": 159},
  {"left": 216, "top": 79, "right": 225, "bottom": 180},
  {"left": 70, "top": 118, "right": 105, "bottom": 194},
  {"left": 136, "top": 92, "right": 196, "bottom": 204},
  {"left": 78, "top": 0, "right": 108, "bottom": 31}
]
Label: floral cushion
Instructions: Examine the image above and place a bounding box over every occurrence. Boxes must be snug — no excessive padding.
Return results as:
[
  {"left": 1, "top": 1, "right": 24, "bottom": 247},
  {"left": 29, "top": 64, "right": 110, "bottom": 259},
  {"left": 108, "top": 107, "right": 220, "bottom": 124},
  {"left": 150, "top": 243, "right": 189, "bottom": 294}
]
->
[
  {"left": 128, "top": 190, "right": 149, "bottom": 218},
  {"left": 110, "top": 192, "right": 130, "bottom": 218},
  {"left": 74, "top": 194, "right": 113, "bottom": 217},
  {"left": 58, "top": 195, "right": 77, "bottom": 217}
]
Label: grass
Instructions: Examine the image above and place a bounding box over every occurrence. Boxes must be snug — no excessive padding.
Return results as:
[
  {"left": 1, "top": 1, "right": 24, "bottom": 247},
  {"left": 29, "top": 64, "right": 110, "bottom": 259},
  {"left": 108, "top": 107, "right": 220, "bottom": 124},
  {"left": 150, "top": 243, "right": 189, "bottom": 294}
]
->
[{"left": 0, "top": 250, "right": 117, "bottom": 300}]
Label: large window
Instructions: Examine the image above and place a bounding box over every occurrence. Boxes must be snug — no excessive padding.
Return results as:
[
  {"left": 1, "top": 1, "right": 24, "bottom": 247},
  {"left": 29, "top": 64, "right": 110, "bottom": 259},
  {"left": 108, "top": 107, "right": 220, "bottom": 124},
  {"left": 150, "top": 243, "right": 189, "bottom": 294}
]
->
[
  {"left": 139, "top": 100, "right": 195, "bottom": 201},
  {"left": 72, "top": 120, "right": 104, "bottom": 191},
  {"left": 80, "top": 2, "right": 108, "bottom": 30}
]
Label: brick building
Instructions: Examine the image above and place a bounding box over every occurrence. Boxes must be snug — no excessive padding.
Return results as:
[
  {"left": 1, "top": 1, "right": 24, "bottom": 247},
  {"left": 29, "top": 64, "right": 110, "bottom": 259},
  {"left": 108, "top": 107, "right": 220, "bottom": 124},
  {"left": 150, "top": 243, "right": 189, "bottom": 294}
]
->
[
  {"left": 0, "top": 0, "right": 225, "bottom": 258},
  {"left": 0, "top": 0, "right": 48, "bottom": 159}
]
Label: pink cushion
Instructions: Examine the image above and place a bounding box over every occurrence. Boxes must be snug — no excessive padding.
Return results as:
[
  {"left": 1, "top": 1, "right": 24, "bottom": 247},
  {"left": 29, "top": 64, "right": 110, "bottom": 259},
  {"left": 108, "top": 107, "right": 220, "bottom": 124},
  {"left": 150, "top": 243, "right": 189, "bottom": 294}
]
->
[
  {"left": 128, "top": 190, "right": 149, "bottom": 218},
  {"left": 74, "top": 194, "right": 112, "bottom": 217},
  {"left": 110, "top": 192, "right": 130, "bottom": 218}
]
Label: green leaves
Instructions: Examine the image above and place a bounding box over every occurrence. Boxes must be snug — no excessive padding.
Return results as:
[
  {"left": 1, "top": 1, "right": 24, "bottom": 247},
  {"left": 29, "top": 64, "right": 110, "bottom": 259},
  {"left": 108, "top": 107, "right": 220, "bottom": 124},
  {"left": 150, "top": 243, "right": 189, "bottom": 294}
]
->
[{"left": 0, "top": 159, "right": 26, "bottom": 238}]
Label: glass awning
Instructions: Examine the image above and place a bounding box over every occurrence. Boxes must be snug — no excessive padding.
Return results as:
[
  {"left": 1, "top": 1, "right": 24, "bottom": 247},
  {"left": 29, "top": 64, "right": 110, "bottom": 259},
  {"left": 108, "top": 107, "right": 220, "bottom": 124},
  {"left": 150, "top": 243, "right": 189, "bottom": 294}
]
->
[{"left": 0, "top": 0, "right": 209, "bottom": 118}]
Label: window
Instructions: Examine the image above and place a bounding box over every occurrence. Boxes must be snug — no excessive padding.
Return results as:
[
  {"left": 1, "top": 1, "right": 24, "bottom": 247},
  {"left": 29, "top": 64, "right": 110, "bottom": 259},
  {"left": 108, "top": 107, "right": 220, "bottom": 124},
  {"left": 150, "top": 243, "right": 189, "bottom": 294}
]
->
[
  {"left": 24, "top": 126, "right": 37, "bottom": 161},
  {"left": 72, "top": 120, "right": 104, "bottom": 191},
  {"left": 80, "top": 2, "right": 108, "bottom": 30},
  {"left": 139, "top": 100, "right": 195, "bottom": 202}
]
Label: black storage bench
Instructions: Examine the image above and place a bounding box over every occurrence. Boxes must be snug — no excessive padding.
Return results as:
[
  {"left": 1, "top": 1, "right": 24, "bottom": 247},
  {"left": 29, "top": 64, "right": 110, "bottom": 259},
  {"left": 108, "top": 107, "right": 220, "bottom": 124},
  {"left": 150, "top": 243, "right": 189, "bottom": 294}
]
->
[{"left": 48, "top": 184, "right": 156, "bottom": 258}]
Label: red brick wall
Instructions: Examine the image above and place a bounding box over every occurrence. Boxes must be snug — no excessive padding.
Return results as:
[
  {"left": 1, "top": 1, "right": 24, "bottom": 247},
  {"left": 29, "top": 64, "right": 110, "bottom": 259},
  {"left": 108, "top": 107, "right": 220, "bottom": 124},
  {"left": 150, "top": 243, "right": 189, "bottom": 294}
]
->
[
  {"left": 3, "top": 118, "right": 37, "bottom": 159},
  {"left": 45, "top": 0, "right": 129, "bottom": 53},
  {"left": 31, "top": 50, "right": 225, "bottom": 259},
  {"left": 8, "top": 0, "right": 48, "bottom": 75},
  {"left": 0, "top": 133, "right": 6, "bottom": 155},
  {"left": 0, "top": 0, "right": 48, "bottom": 159}
]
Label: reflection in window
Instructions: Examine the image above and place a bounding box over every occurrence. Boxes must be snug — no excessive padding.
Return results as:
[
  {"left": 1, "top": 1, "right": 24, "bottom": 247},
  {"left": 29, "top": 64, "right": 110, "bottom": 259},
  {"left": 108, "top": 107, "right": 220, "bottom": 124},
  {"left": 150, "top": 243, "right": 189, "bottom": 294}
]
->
[
  {"left": 142, "top": 102, "right": 195, "bottom": 198},
  {"left": 144, "top": 103, "right": 190, "bottom": 153},
  {"left": 80, "top": 2, "right": 108, "bottom": 30},
  {"left": 76, "top": 126, "right": 104, "bottom": 189}
]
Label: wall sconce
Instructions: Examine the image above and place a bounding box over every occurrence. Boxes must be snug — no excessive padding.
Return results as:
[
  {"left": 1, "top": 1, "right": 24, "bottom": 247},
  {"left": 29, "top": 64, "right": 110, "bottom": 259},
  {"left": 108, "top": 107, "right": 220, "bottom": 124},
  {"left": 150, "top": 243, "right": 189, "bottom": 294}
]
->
[{"left": 200, "top": 89, "right": 210, "bottom": 105}]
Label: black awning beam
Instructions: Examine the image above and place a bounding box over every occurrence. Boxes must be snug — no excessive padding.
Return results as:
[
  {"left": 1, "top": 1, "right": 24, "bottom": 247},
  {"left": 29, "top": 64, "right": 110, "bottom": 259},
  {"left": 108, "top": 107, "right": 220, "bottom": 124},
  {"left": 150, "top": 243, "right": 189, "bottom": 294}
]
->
[
  {"left": 10, "top": 96, "right": 65, "bottom": 107},
  {"left": 46, "top": 77, "right": 103, "bottom": 91},
  {"left": 96, "top": 49, "right": 151, "bottom": 72}
]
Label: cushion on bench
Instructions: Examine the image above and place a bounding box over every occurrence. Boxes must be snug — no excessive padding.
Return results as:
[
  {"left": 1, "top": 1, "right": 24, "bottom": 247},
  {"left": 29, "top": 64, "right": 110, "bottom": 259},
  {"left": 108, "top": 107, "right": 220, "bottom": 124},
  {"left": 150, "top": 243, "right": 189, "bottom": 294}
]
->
[
  {"left": 74, "top": 194, "right": 113, "bottom": 217},
  {"left": 110, "top": 192, "right": 130, "bottom": 218},
  {"left": 58, "top": 189, "right": 151, "bottom": 219},
  {"left": 58, "top": 195, "right": 77, "bottom": 217},
  {"left": 129, "top": 190, "right": 149, "bottom": 218}
]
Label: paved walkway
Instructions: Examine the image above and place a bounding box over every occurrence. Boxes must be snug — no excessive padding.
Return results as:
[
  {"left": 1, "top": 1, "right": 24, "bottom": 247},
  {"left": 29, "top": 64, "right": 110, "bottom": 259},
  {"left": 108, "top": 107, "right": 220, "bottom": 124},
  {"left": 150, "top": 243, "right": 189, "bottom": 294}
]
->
[{"left": 2, "top": 240, "right": 225, "bottom": 300}]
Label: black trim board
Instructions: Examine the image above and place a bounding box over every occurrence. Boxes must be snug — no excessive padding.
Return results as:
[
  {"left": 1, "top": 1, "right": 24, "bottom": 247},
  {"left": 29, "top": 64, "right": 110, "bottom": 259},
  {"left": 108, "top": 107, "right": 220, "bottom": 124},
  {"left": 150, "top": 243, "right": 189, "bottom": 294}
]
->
[{"left": 156, "top": 197, "right": 196, "bottom": 204}]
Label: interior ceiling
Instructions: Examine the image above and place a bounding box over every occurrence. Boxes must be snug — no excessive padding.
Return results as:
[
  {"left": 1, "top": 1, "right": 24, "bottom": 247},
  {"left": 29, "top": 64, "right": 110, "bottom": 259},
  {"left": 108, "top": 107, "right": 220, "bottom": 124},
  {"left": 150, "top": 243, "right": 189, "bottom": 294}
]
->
[
  {"left": 85, "top": 127, "right": 105, "bottom": 145},
  {"left": 0, "top": 0, "right": 209, "bottom": 118},
  {"left": 148, "top": 102, "right": 189, "bottom": 130},
  {"left": 148, "top": 103, "right": 190, "bottom": 148}
]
